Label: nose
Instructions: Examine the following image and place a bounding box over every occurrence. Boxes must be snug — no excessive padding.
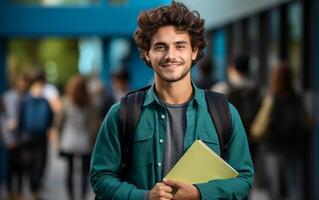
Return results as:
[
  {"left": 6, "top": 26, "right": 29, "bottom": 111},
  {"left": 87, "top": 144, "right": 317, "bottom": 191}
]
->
[{"left": 164, "top": 47, "right": 177, "bottom": 60}]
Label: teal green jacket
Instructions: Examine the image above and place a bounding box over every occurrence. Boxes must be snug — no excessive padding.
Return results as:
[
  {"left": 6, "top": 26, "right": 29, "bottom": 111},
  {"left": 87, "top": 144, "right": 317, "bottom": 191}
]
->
[{"left": 90, "top": 85, "right": 254, "bottom": 200}]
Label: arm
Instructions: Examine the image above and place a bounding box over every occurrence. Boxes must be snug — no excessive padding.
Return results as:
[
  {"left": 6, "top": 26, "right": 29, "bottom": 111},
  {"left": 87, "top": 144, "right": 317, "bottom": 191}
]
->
[
  {"left": 195, "top": 104, "right": 254, "bottom": 200},
  {"left": 90, "top": 104, "right": 148, "bottom": 200}
]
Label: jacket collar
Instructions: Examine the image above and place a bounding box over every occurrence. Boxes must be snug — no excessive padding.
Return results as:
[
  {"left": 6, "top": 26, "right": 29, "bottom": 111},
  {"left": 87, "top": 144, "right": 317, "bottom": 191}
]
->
[{"left": 143, "top": 82, "right": 207, "bottom": 108}]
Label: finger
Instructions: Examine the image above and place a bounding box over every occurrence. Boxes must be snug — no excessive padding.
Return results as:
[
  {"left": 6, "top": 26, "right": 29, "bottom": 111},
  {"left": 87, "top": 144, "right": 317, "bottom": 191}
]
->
[
  {"left": 158, "top": 191, "right": 173, "bottom": 199},
  {"left": 162, "top": 178, "right": 182, "bottom": 187},
  {"left": 158, "top": 185, "right": 173, "bottom": 193},
  {"left": 151, "top": 190, "right": 173, "bottom": 199},
  {"left": 149, "top": 190, "right": 172, "bottom": 200},
  {"left": 155, "top": 182, "right": 167, "bottom": 187}
]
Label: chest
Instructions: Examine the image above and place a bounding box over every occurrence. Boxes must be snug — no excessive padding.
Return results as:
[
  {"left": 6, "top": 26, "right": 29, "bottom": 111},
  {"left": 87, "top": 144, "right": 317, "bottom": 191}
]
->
[{"left": 129, "top": 106, "right": 221, "bottom": 184}]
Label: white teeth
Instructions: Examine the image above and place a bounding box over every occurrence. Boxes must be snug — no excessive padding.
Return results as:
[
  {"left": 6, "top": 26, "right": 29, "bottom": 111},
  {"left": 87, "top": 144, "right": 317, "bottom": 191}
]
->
[{"left": 163, "top": 63, "right": 180, "bottom": 66}]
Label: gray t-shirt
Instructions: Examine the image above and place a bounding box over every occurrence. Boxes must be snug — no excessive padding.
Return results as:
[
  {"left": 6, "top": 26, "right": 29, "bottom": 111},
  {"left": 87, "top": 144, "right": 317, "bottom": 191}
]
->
[{"left": 162, "top": 101, "right": 189, "bottom": 176}]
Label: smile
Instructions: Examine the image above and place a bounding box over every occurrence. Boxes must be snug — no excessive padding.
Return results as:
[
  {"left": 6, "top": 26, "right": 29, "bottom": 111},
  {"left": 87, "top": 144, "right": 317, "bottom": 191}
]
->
[{"left": 161, "top": 63, "right": 182, "bottom": 68}]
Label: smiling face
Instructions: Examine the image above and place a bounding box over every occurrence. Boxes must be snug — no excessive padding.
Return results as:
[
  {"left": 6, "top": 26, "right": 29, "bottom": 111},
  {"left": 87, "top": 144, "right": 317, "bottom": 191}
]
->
[{"left": 145, "top": 25, "right": 198, "bottom": 84}]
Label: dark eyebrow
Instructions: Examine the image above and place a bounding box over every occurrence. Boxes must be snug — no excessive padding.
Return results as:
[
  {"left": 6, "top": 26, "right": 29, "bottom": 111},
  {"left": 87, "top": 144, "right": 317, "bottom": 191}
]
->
[
  {"left": 175, "top": 41, "right": 188, "bottom": 45},
  {"left": 152, "top": 41, "right": 189, "bottom": 46},
  {"left": 153, "top": 42, "right": 167, "bottom": 46}
]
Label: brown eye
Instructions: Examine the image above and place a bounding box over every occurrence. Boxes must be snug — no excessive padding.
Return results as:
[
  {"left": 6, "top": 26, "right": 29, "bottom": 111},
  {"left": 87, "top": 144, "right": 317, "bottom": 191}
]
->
[
  {"left": 176, "top": 45, "right": 186, "bottom": 49},
  {"left": 154, "top": 45, "right": 165, "bottom": 51}
]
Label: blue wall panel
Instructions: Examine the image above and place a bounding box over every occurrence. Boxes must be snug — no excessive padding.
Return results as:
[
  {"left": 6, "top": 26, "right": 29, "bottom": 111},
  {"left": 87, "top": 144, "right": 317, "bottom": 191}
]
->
[{"left": 0, "top": 1, "right": 171, "bottom": 37}]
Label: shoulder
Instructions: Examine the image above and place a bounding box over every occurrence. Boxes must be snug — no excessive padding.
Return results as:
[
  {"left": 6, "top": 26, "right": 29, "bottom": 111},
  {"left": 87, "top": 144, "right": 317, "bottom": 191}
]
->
[
  {"left": 107, "top": 102, "right": 120, "bottom": 116},
  {"left": 43, "top": 83, "right": 60, "bottom": 100},
  {"left": 228, "top": 103, "right": 238, "bottom": 114},
  {"left": 95, "top": 102, "right": 121, "bottom": 140},
  {"left": 2, "top": 90, "right": 17, "bottom": 102},
  {"left": 228, "top": 103, "right": 242, "bottom": 123},
  {"left": 102, "top": 102, "right": 120, "bottom": 126}
]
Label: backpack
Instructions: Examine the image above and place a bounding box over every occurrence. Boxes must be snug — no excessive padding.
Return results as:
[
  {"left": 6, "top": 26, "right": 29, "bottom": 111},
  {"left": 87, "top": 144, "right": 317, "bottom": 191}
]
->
[
  {"left": 20, "top": 95, "right": 53, "bottom": 135},
  {"left": 227, "top": 85, "right": 261, "bottom": 135},
  {"left": 118, "top": 86, "right": 232, "bottom": 175}
]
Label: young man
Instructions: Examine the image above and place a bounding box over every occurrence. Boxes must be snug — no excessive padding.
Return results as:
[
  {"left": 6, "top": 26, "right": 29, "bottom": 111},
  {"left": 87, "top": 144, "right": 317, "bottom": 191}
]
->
[{"left": 90, "top": 2, "right": 254, "bottom": 200}]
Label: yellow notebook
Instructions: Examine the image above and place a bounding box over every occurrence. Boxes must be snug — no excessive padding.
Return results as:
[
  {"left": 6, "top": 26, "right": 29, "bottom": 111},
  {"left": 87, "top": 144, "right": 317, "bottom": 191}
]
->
[{"left": 165, "top": 140, "right": 238, "bottom": 184}]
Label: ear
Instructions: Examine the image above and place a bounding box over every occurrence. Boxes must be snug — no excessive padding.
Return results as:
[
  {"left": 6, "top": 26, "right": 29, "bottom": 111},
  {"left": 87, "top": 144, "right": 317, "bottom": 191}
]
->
[
  {"left": 192, "top": 47, "right": 199, "bottom": 61},
  {"left": 144, "top": 51, "right": 150, "bottom": 62}
]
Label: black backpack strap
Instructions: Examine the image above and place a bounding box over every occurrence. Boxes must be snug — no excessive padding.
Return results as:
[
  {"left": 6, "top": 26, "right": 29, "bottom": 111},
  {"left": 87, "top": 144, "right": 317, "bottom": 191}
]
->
[
  {"left": 118, "top": 85, "right": 151, "bottom": 177},
  {"left": 204, "top": 90, "right": 232, "bottom": 160}
]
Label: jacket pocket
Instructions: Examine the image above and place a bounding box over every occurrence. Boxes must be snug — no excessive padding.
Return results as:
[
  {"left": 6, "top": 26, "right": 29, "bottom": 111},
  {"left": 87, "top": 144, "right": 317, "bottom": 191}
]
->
[
  {"left": 199, "top": 131, "right": 221, "bottom": 155},
  {"left": 131, "top": 128, "right": 154, "bottom": 168}
]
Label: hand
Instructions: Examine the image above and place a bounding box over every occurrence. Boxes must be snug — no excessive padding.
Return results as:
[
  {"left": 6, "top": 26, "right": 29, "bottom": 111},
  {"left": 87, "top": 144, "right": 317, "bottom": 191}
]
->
[
  {"left": 149, "top": 182, "right": 173, "bottom": 200},
  {"left": 163, "top": 178, "right": 200, "bottom": 200}
]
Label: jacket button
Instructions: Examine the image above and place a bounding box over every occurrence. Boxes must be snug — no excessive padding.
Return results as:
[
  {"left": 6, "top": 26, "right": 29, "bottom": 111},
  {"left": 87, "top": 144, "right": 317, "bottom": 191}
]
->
[
  {"left": 157, "top": 162, "right": 162, "bottom": 167},
  {"left": 161, "top": 114, "right": 165, "bottom": 119},
  {"left": 159, "top": 139, "right": 164, "bottom": 143}
]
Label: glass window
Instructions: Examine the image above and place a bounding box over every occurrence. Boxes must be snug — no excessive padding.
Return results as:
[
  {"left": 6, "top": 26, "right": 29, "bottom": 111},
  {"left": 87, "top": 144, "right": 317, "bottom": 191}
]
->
[
  {"left": 268, "top": 9, "right": 280, "bottom": 75},
  {"left": 287, "top": 2, "right": 303, "bottom": 90},
  {"left": 232, "top": 22, "right": 244, "bottom": 57},
  {"left": 248, "top": 16, "right": 260, "bottom": 82},
  {"left": 79, "top": 37, "right": 103, "bottom": 75},
  {"left": 212, "top": 29, "right": 228, "bottom": 81}
]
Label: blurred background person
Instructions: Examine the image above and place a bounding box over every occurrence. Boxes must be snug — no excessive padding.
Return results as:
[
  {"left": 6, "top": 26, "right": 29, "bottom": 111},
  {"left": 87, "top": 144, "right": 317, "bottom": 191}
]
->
[
  {"left": 212, "top": 54, "right": 261, "bottom": 158},
  {"left": 18, "top": 72, "right": 54, "bottom": 200},
  {"left": 86, "top": 73, "right": 106, "bottom": 144},
  {"left": 58, "top": 75, "right": 95, "bottom": 200},
  {"left": 28, "top": 69, "right": 62, "bottom": 114},
  {"left": 87, "top": 73, "right": 105, "bottom": 120},
  {"left": 2, "top": 74, "right": 29, "bottom": 200},
  {"left": 195, "top": 57, "right": 216, "bottom": 90},
  {"left": 109, "top": 67, "right": 130, "bottom": 102},
  {"left": 101, "top": 68, "right": 130, "bottom": 118},
  {"left": 27, "top": 69, "right": 62, "bottom": 148},
  {"left": 212, "top": 54, "right": 262, "bottom": 198},
  {"left": 251, "top": 62, "right": 310, "bottom": 200}
]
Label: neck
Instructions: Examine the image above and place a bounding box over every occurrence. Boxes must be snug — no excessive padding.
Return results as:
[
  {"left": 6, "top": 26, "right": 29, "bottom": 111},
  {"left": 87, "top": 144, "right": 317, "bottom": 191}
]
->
[{"left": 154, "top": 77, "right": 193, "bottom": 104}]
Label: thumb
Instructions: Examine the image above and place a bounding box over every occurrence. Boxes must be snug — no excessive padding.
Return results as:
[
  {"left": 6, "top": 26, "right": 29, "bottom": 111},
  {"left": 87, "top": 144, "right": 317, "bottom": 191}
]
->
[{"left": 163, "top": 178, "right": 182, "bottom": 187}]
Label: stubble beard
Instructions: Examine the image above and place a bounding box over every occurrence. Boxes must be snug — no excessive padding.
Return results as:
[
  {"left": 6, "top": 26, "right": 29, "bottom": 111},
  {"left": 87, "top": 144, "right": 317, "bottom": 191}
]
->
[
  {"left": 155, "top": 58, "right": 190, "bottom": 83},
  {"left": 155, "top": 67, "right": 190, "bottom": 83}
]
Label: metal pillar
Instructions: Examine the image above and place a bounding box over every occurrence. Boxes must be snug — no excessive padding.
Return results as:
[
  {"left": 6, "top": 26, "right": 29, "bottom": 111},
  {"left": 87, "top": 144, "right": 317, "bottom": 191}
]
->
[{"left": 101, "top": 39, "right": 110, "bottom": 88}]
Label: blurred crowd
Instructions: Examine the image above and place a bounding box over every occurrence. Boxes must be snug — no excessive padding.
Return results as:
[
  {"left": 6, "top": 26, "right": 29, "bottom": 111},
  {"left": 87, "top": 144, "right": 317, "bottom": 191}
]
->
[
  {"left": 0, "top": 68, "right": 130, "bottom": 200},
  {"left": 197, "top": 54, "right": 312, "bottom": 200},
  {"left": 0, "top": 54, "right": 313, "bottom": 200}
]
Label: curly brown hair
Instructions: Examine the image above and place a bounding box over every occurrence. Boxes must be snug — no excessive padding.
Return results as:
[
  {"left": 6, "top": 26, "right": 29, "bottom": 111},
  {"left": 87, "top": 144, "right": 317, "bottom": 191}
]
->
[{"left": 134, "top": 1, "right": 206, "bottom": 67}]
